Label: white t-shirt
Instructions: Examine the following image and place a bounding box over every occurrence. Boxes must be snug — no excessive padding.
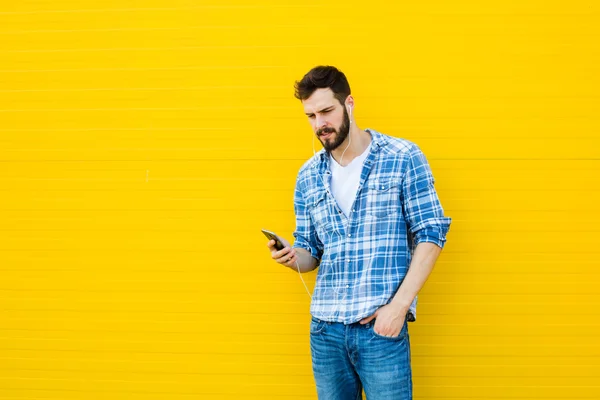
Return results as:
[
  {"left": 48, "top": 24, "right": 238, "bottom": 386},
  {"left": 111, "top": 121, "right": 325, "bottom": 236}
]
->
[{"left": 329, "top": 141, "right": 372, "bottom": 218}]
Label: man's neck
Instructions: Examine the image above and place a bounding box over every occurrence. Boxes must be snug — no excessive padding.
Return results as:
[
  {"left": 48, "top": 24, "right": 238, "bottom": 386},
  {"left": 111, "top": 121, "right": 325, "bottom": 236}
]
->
[{"left": 330, "top": 127, "right": 372, "bottom": 167}]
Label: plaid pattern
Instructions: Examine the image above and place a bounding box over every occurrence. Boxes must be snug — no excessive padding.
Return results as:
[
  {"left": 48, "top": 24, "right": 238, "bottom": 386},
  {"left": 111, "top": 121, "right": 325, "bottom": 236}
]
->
[{"left": 292, "top": 128, "right": 452, "bottom": 324}]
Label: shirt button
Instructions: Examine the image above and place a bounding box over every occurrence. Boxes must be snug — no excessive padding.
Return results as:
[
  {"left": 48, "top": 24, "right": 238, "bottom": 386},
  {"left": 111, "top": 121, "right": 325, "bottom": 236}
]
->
[
  {"left": 346, "top": 285, "right": 350, "bottom": 289},
  {"left": 347, "top": 234, "right": 351, "bottom": 237}
]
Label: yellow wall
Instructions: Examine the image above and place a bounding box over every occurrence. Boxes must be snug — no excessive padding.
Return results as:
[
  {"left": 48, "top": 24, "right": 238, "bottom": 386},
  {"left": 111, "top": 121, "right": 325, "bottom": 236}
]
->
[{"left": 1, "top": 1, "right": 599, "bottom": 398}]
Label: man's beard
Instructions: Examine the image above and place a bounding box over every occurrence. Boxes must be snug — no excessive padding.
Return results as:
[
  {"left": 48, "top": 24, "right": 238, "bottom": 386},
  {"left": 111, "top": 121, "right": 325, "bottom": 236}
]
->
[{"left": 316, "top": 107, "right": 350, "bottom": 152}]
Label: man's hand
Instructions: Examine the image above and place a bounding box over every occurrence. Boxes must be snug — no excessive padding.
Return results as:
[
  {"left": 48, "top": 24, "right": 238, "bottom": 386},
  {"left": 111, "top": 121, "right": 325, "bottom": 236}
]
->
[
  {"left": 267, "top": 237, "right": 298, "bottom": 268},
  {"left": 360, "top": 302, "right": 407, "bottom": 338}
]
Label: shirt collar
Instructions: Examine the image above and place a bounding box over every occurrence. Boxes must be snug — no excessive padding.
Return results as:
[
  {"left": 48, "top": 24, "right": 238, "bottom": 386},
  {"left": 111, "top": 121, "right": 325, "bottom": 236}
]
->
[{"left": 312, "top": 128, "right": 385, "bottom": 171}]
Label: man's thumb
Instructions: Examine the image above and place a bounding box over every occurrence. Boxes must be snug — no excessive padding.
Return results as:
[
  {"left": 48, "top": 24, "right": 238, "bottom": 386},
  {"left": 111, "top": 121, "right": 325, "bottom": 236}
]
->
[{"left": 360, "top": 312, "right": 377, "bottom": 325}]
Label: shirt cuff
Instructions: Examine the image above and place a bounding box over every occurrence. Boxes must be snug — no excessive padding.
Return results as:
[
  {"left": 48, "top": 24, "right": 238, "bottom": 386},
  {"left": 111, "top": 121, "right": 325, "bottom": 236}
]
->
[
  {"left": 412, "top": 217, "right": 452, "bottom": 248},
  {"left": 292, "top": 242, "right": 321, "bottom": 261}
]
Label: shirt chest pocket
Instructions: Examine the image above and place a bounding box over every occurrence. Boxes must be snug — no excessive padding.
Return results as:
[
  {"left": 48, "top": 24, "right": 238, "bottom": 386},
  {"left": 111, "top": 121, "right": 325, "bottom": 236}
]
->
[
  {"left": 364, "top": 177, "right": 402, "bottom": 218},
  {"left": 307, "top": 189, "right": 333, "bottom": 237}
]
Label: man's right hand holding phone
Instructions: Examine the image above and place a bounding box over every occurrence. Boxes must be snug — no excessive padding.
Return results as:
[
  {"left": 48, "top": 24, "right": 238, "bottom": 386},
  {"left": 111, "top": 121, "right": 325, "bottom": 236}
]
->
[
  {"left": 267, "top": 236, "right": 298, "bottom": 268},
  {"left": 266, "top": 237, "right": 318, "bottom": 273}
]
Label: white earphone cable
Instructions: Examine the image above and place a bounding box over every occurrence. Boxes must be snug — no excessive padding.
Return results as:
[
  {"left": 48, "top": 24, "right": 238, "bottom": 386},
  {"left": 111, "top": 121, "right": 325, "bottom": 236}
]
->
[
  {"left": 298, "top": 105, "right": 353, "bottom": 301},
  {"left": 294, "top": 259, "right": 312, "bottom": 299}
]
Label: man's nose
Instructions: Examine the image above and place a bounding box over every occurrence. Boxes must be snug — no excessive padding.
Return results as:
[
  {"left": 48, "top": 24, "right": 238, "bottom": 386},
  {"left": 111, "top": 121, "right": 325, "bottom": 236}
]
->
[{"left": 315, "top": 115, "right": 328, "bottom": 130}]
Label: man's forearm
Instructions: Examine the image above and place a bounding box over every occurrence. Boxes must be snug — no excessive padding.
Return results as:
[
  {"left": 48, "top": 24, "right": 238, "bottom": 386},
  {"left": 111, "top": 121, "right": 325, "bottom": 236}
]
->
[
  {"left": 289, "top": 248, "right": 319, "bottom": 273},
  {"left": 390, "top": 242, "right": 443, "bottom": 313}
]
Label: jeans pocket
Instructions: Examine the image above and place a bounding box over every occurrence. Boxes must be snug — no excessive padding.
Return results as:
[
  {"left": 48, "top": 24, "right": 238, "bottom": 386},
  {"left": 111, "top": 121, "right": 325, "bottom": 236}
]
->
[
  {"left": 310, "top": 316, "right": 327, "bottom": 335},
  {"left": 371, "top": 321, "right": 408, "bottom": 341}
]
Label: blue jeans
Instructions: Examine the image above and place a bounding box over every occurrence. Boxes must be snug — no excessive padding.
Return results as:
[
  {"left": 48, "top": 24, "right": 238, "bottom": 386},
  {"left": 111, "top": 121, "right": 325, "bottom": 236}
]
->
[{"left": 309, "top": 316, "right": 412, "bottom": 400}]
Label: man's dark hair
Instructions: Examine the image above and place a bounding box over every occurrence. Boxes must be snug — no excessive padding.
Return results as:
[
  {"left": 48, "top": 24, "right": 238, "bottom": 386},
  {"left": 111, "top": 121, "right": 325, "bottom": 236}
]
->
[{"left": 294, "top": 65, "right": 351, "bottom": 106}]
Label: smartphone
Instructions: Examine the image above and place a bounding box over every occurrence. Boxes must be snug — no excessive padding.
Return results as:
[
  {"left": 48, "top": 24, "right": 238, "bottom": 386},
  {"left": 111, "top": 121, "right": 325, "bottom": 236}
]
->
[{"left": 261, "top": 229, "right": 285, "bottom": 251}]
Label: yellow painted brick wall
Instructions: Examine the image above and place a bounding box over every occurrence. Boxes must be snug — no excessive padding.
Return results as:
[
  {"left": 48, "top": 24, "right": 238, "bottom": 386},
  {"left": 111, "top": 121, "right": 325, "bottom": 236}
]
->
[{"left": 1, "top": 1, "right": 599, "bottom": 398}]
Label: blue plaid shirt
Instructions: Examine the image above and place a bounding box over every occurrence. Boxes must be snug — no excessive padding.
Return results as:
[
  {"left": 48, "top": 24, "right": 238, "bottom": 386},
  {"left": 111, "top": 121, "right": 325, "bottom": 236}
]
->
[{"left": 292, "top": 128, "right": 452, "bottom": 324}]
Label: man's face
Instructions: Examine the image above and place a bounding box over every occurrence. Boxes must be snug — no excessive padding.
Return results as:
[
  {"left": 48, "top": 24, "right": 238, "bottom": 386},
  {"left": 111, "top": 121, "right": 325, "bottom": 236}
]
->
[{"left": 302, "top": 88, "right": 350, "bottom": 152}]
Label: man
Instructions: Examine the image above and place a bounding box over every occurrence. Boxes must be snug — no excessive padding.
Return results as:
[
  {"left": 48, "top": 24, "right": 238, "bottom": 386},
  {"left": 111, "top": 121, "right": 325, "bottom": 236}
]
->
[{"left": 266, "top": 65, "right": 451, "bottom": 400}]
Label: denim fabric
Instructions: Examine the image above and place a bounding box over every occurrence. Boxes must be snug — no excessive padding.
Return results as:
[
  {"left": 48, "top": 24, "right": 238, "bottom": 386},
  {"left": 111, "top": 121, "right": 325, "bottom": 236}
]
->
[{"left": 309, "top": 315, "right": 412, "bottom": 400}]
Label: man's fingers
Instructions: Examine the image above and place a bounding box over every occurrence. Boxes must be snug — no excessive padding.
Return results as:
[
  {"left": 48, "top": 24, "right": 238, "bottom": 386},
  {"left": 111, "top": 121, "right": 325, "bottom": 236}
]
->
[
  {"left": 284, "top": 255, "right": 297, "bottom": 267},
  {"left": 271, "top": 247, "right": 289, "bottom": 259},
  {"left": 383, "top": 329, "right": 400, "bottom": 338},
  {"left": 360, "top": 313, "right": 377, "bottom": 324},
  {"left": 272, "top": 248, "right": 296, "bottom": 264},
  {"left": 284, "top": 251, "right": 297, "bottom": 264}
]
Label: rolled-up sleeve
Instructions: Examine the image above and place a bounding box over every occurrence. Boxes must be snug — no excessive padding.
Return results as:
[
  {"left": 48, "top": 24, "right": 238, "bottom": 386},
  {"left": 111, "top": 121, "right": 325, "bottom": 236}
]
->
[
  {"left": 292, "top": 176, "right": 324, "bottom": 262},
  {"left": 401, "top": 144, "right": 452, "bottom": 248}
]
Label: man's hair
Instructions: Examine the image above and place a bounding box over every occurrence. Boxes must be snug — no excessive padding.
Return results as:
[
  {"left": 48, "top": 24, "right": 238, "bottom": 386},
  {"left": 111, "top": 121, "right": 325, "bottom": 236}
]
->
[{"left": 294, "top": 65, "right": 351, "bottom": 106}]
